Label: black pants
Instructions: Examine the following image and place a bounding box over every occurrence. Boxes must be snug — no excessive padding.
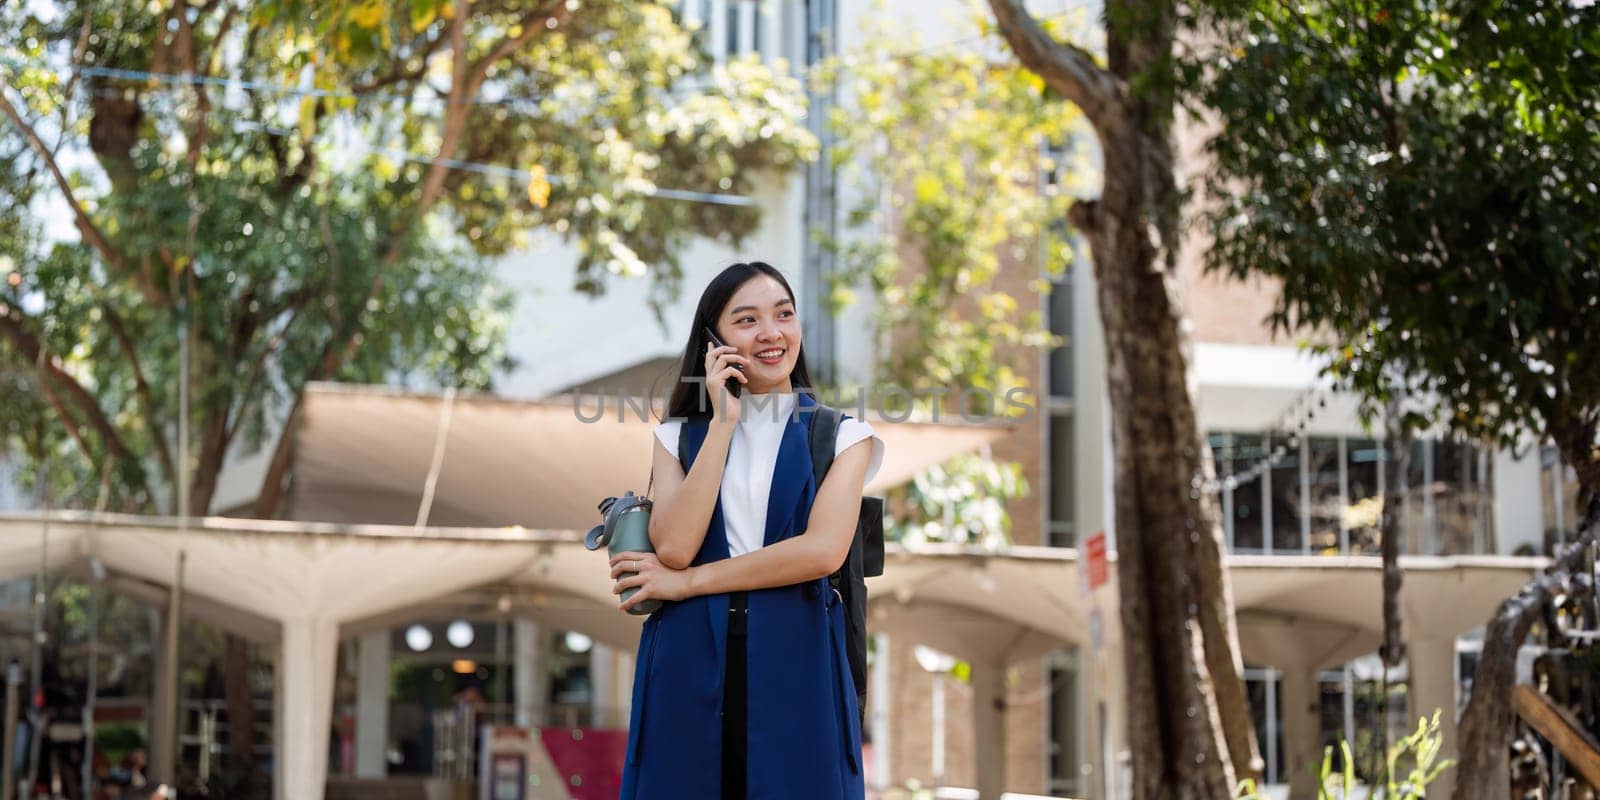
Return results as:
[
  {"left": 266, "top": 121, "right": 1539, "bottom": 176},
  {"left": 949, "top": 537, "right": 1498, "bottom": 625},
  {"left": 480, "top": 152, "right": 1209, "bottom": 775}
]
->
[{"left": 722, "top": 590, "right": 749, "bottom": 800}]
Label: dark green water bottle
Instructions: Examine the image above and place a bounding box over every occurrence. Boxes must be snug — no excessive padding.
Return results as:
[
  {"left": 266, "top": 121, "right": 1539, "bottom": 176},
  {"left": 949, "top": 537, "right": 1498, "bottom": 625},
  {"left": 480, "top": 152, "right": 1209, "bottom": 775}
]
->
[{"left": 584, "top": 491, "right": 663, "bottom": 616}]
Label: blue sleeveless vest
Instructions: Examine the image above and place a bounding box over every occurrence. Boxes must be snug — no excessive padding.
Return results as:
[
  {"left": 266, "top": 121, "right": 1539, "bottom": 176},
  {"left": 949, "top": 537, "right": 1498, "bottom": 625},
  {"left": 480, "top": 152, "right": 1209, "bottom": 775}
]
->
[{"left": 620, "top": 392, "right": 865, "bottom": 800}]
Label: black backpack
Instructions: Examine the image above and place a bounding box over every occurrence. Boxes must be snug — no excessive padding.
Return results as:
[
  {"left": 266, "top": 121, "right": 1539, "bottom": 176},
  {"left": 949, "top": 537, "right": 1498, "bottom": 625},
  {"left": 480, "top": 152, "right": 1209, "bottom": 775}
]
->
[
  {"left": 676, "top": 405, "right": 885, "bottom": 719},
  {"left": 805, "top": 405, "right": 885, "bottom": 721}
]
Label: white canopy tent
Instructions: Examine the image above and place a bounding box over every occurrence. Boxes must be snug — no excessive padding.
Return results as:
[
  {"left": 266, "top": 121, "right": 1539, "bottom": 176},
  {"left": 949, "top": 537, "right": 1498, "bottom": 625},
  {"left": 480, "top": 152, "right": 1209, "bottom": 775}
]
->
[
  {"left": 0, "top": 513, "right": 572, "bottom": 800},
  {"left": 277, "top": 382, "right": 1016, "bottom": 529}
]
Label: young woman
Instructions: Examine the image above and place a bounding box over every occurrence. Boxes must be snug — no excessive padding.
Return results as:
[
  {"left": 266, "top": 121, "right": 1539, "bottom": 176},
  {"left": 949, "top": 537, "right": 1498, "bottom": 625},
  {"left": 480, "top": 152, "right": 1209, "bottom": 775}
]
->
[{"left": 609, "top": 262, "right": 884, "bottom": 800}]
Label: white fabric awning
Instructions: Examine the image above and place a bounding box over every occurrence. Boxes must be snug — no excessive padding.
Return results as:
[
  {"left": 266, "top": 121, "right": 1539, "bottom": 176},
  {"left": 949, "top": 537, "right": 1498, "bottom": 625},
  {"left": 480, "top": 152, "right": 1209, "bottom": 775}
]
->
[
  {"left": 287, "top": 382, "right": 1016, "bottom": 530},
  {"left": 0, "top": 511, "right": 594, "bottom": 800}
]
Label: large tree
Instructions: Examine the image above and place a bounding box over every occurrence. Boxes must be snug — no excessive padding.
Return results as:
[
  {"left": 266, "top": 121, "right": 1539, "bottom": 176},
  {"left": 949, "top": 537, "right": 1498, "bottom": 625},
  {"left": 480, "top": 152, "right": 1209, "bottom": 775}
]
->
[
  {"left": 0, "top": 0, "right": 814, "bottom": 516},
  {"left": 1191, "top": 0, "right": 1600, "bottom": 796},
  {"left": 820, "top": 9, "right": 1085, "bottom": 397},
  {"left": 986, "top": 1, "right": 1262, "bottom": 796},
  {"left": 2, "top": 0, "right": 812, "bottom": 789}
]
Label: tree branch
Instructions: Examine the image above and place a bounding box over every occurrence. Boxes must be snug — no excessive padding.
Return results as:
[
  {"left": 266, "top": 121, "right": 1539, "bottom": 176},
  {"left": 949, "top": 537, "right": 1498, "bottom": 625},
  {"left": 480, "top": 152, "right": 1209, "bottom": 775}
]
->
[
  {"left": 0, "top": 86, "right": 149, "bottom": 300},
  {"left": 225, "top": 300, "right": 306, "bottom": 446},
  {"left": 101, "top": 304, "right": 176, "bottom": 485},
  {"left": 0, "top": 303, "right": 148, "bottom": 498},
  {"left": 466, "top": 1, "right": 569, "bottom": 94},
  {"left": 54, "top": 8, "right": 94, "bottom": 152},
  {"left": 251, "top": 331, "right": 343, "bottom": 519},
  {"left": 412, "top": 2, "right": 474, "bottom": 216},
  {"left": 987, "top": 0, "right": 1127, "bottom": 137},
  {"left": 257, "top": 0, "right": 572, "bottom": 518},
  {"left": 34, "top": 366, "right": 98, "bottom": 473},
  {"left": 353, "top": 29, "right": 447, "bottom": 94}
]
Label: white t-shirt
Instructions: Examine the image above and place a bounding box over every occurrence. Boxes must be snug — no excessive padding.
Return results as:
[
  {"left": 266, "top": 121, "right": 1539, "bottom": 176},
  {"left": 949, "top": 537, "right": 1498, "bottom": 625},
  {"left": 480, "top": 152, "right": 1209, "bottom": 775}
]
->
[{"left": 653, "top": 391, "right": 884, "bottom": 557}]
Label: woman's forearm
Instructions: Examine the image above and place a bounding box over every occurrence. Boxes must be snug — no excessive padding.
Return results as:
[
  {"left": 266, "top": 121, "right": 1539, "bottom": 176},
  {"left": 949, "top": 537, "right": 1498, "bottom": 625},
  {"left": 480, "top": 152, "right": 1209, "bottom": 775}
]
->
[
  {"left": 648, "top": 419, "right": 735, "bottom": 568},
  {"left": 687, "top": 533, "right": 837, "bottom": 596}
]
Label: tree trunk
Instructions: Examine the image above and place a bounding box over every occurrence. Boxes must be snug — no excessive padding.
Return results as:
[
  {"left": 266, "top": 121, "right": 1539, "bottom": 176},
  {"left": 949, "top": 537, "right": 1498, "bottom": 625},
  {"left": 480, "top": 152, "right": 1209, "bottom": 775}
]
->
[
  {"left": 1079, "top": 132, "right": 1254, "bottom": 797},
  {"left": 223, "top": 634, "right": 259, "bottom": 790},
  {"left": 987, "top": 1, "right": 1261, "bottom": 794},
  {"left": 1453, "top": 420, "right": 1598, "bottom": 800},
  {"left": 1381, "top": 413, "right": 1410, "bottom": 670}
]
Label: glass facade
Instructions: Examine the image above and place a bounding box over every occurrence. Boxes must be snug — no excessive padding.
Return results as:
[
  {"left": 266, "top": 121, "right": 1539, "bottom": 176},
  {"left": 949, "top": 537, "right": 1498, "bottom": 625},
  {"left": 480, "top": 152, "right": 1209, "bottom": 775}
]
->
[
  {"left": 1046, "top": 649, "right": 1081, "bottom": 796},
  {"left": 1043, "top": 151, "right": 1080, "bottom": 793},
  {"left": 1242, "top": 661, "right": 1407, "bottom": 787},
  {"left": 1044, "top": 225, "right": 1078, "bottom": 549},
  {"left": 1048, "top": 414, "right": 1076, "bottom": 547},
  {"left": 1540, "top": 443, "right": 1583, "bottom": 549},
  {"left": 1208, "top": 431, "right": 1499, "bottom": 556}
]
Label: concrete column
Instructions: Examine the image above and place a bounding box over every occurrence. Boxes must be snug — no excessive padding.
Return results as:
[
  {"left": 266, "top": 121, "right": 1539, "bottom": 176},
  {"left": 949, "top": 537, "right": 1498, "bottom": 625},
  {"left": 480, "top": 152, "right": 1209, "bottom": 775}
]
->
[
  {"left": 735, "top": 0, "right": 757, "bottom": 57},
  {"left": 513, "top": 619, "right": 547, "bottom": 728},
  {"left": 1409, "top": 637, "right": 1459, "bottom": 799},
  {"left": 1280, "top": 665, "right": 1321, "bottom": 800},
  {"left": 759, "top": 0, "right": 782, "bottom": 66},
  {"left": 272, "top": 640, "right": 285, "bottom": 799},
  {"left": 354, "top": 630, "right": 390, "bottom": 778},
  {"left": 149, "top": 605, "right": 177, "bottom": 786},
  {"left": 707, "top": 0, "right": 729, "bottom": 63},
  {"left": 275, "top": 618, "right": 340, "bottom": 800},
  {"left": 870, "top": 634, "right": 891, "bottom": 790},
  {"left": 615, "top": 648, "right": 634, "bottom": 726},
  {"left": 1072, "top": 233, "right": 1113, "bottom": 549},
  {"left": 972, "top": 663, "right": 1006, "bottom": 799},
  {"left": 590, "top": 642, "right": 616, "bottom": 727},
  {"left": 1078, "top": 648, "right": 1112, "bottom": 800},
  {"left": 1084, "top": 640, "right": 1129, "bottom": 800}
]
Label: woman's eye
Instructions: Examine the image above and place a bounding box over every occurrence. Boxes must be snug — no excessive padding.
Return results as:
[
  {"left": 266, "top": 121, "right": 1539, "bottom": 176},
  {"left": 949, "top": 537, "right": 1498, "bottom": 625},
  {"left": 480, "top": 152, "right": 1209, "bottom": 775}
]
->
[
  {"left": 737, "top": 316, "right": 755, "bottom": 324},
  {"left": 780, "top": 310, "right": 795, "bottom": 318}
]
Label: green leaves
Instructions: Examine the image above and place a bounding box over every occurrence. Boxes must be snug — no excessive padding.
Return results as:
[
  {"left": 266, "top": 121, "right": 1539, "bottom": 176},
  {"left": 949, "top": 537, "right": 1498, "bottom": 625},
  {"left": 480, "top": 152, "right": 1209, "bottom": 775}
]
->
[
  {"left": 1191, "top": 0, "right": 1600, "bottom": 461},
  {"left": 886, "top": 453, "right": 1029, "bottom": 550},
  {"left": 1232, "top": 712, "right": 1453, "bottom": 799},
  {"left": 822, "top": 4, "right": 1088, "bottom": 396},
  {"left": 1, "top": 0, "right": 815, "bottom": 511}
]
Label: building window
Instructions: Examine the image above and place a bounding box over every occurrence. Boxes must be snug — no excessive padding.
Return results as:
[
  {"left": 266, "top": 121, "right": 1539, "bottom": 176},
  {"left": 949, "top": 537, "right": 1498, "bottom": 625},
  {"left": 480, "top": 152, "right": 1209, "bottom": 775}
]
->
[
  {"left": 1306, "top": 437, "right": 1341, "bottom": 552},
  {"left": 1244, "top": 659, "right": 1412, "bottom": 788},
  {"left": 1431, "top": 437, "right": 1495, "bottom": 555},
  {"left": 673, "top": 0, "right": 782, "bottom": 64},
  {"left": 1209, "top": 430, "right": 1498, "bottom": 556},
  {"left": 1046, "top": 648, "right": 1081, "bottom": 796},
  {"left": 1047, "top": 272, "right": 1073, "bottom": 399},
  {"left": 1399, "top": 439, "right": 1430, "bottom": 553},
  {"left": 1212, "top": 432, "right": 1266, "bottom": 552},
  {"left": 1540, "top": 443, "right": 1581, "bottom": 550},
  {"left": 1268, "top": 434, "right": 1304, "bottom": 553},
  {"left": 1048, "top": 415, "right": 1076, "bottom": 547},
  {"left": 1243, "top": 667, "right": 1283, "bottom": 784},
  {"left": 1345, "top": 437, "right": 1383, "bottom": 555},
  {"left": 1042, "top": 216, "right": 1077, "bottom": 549}
]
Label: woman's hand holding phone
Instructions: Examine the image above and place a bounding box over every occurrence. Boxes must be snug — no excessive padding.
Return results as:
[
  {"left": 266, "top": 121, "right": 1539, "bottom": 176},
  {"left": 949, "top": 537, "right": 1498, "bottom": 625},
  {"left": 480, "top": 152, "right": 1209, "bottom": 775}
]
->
[{"left": 703, "top": 332, "right": 748, "bottom": 424}]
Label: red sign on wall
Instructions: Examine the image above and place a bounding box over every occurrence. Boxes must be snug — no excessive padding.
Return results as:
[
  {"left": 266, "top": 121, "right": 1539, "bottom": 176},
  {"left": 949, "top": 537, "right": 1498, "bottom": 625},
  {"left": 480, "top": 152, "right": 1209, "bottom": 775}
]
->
[{"left": 1084, "top": 532, "right": 1108, "bottom": 590}]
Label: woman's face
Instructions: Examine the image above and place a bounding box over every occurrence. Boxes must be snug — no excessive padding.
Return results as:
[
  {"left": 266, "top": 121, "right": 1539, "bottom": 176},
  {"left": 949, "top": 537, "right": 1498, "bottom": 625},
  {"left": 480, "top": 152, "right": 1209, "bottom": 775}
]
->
[{"left": 713, "top": 275, "right": 802, "bottom": 394}]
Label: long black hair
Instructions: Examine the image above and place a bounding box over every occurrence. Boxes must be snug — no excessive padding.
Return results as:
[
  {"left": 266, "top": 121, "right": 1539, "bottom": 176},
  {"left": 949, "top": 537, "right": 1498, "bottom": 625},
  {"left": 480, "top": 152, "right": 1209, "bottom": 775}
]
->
[{"left": 659, "top": 262, "right": 815, "bottom": 422}]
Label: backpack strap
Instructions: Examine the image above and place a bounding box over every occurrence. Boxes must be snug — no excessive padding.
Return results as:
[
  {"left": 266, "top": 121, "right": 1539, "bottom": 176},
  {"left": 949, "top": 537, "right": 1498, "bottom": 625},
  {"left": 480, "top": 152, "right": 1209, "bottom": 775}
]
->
[
  {"left": 807, "top": 404, "right": 843, "bottom": 490},
  {"left": 806, "top": 405, "right": 850, "bottom": 592},
  {"left": 677, "top": 419, "right": 690, "bottom": 471}
]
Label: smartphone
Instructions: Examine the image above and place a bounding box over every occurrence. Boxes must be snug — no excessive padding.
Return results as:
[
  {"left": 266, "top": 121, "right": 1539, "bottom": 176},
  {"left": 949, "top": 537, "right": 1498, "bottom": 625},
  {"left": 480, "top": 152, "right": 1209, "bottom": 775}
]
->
[{"left": 703, "top": 327, "right": 743, "bottom": 398}]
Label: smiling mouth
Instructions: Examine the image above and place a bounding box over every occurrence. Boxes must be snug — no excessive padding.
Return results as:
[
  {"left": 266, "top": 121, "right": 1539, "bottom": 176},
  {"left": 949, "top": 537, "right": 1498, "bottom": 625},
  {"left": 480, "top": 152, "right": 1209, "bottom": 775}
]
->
[{"left": 753, "top": 348, "right": 786, "bottom": 362}]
